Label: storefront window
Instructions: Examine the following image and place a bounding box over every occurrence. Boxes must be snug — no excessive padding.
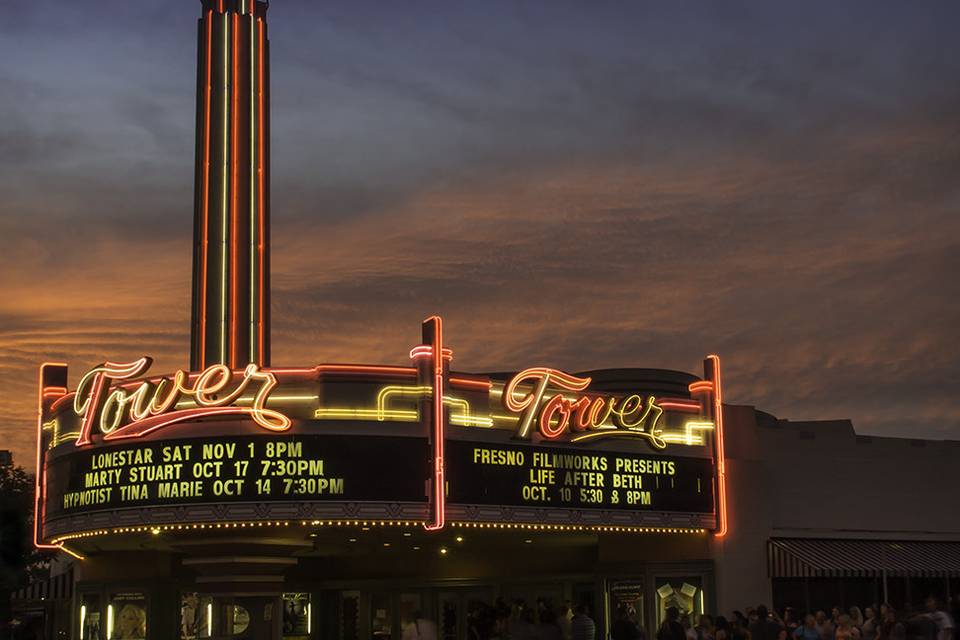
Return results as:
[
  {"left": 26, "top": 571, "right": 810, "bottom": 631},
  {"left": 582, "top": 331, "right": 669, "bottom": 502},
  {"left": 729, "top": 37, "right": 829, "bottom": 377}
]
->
[
  {"left": 371, "top": 593, "right": 392, "bottom": 640},
  {"left": 399, "top": 592, "right": 423, "bottom": 639},
  {"left": 283, "top": 593, "right": 311, "bottom": 639},
  {"left": 341, "top": 591, "right": 360, "bottom": 640},
  {"left": 107, "top": 592, "right": 147, "bottom": 640},
  {"left": 228, "top": 605, "right": 250, "bottom": 635},
  {"left": 80, "top": 593, "right": 103, "bottom": 640},
  {"left": 180, "top": 593, "right": 212, "bottom": 639},
  {"left": 655, "top": 577, "right": 704, "bottom": 628},
  {"left": 609, "top": 581, "right": 645, "bottom": 631},
  {"left": 439, "top": 595, "right": 458, "bottom": 640}
]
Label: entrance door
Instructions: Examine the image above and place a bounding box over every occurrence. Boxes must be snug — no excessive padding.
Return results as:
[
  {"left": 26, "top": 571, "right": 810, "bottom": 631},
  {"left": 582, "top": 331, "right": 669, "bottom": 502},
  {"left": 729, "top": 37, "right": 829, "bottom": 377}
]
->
[
  {"left": 437, "top": 588, "right": 494, "bottom": 640},
  {"left": 215, "top": 596, "right": 278, "bottom": 640}
]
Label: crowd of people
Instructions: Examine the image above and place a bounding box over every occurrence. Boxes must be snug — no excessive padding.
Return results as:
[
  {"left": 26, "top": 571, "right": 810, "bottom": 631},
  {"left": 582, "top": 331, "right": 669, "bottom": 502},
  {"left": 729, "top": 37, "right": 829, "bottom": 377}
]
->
[
  {"left": 443, "top": 595, "right": 959, "bottom": 640},
  {"left": 655, "top": 597, "right": 958, "bottom": 640}
]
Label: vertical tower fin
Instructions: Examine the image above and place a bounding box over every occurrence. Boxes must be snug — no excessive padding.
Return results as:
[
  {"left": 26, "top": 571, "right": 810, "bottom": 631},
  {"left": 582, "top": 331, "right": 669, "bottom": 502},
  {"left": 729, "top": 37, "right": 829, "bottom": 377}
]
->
[{"left": 190, "top": 0, "right": 270, "bottom": 370}]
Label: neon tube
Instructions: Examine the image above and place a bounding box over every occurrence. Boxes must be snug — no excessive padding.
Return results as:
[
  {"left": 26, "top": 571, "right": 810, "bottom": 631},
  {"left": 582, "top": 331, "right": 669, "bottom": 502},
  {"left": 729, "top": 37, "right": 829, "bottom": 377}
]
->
[
  {"left": 449, "top": 376, "right": 492, "bottom": 391},
  {"left": 707, "top": 354, "right": 728, "bottom": 537},
  {"left": 79, "top": 605, "right": 86, "bottom": 640},
  {"left": 257, "top": 16, "right": 265, "bottom": 365},
  {"left": 424, "top": 316, "right": 446, "bottom": 531},
  {"left": 220, "top": 12, "right": 229, "bottom": 364},
  {"left": 207, "top": 602, "right": 213, "bottom": 637},
  {"left": 35, "top": 364, "right": 65, "bottom": 551},
  {"left": 199, "top": 10, "right": 212, "bottom": 368},
  {"left": 249, "top": 8, "right": 256, "bottom": 361},
  {"left": 230, "top": 10, "right": 239, "bottom": 367},
  {"left": 107, "top": 604, "right": 114, "bottom": 639}
]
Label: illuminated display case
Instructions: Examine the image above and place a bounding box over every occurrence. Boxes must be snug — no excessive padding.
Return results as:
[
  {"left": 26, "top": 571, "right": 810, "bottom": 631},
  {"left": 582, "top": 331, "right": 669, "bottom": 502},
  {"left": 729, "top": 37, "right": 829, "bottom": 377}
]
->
[{"left": 107, "top": 593, "right": 147, "bottom": 640}]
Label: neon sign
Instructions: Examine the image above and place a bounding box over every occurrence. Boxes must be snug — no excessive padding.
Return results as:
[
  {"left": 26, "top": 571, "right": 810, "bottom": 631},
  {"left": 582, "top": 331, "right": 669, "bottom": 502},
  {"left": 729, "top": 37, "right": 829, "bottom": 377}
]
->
[
  {"left": 503, "top": 367, "right": 669, "bottom": 448},
  {"left": 72, "top": 358, "right": 289, "bottom": 446}
]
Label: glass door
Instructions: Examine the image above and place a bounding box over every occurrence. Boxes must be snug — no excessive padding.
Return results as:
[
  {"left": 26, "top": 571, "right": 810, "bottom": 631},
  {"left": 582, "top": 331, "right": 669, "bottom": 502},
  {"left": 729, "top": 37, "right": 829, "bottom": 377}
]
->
[
  {"left": 654, "top": 576, "right": 704, "bottom": 629},
  {"left": 436, "top": 588, "right": 494, "bottom": 640},
  {"left": 211, "top": 596, "right": 278, "bottom": 640},
  {"left": 609, "top": 581, "right": 645, "bottom": 640}
]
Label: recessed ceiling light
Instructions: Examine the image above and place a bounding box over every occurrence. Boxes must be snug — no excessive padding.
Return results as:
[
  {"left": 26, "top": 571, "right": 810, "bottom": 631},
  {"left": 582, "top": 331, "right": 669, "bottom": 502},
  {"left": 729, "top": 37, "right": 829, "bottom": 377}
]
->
[
  {"left": 439, "top": 547, "right": 448, "bottom": 555},
  {"left": 524, "top": 539, "right": 533, "bottom": 544},
  {"left": 413, "top": 546, "right": 420, "bottom": 550},
  {"left": 348, "top": 538, "right": 357, "bottom": 543},
  {"left": 383, "top": 542, "right": 391, "bottom": 548},
  {"left": 403, "top": 532, "right": 412, "bottom": 537},
  {"left": 361, "top": 527, "right": 370, "bottom": 531},
  {"left": 455, "top": 536, "right": 464, "bottom": 543}
]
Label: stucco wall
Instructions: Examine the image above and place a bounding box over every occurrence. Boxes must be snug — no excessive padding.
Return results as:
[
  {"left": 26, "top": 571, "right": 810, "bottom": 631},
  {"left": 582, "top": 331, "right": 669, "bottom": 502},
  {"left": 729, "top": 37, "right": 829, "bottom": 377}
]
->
[{"left": 713, "top": 403, "right": 960, "bottom": 613}]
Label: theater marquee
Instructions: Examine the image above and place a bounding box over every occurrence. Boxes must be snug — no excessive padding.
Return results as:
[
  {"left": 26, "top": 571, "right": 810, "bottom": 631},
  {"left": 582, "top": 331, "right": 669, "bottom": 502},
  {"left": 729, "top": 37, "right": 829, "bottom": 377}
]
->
[{"left": 35, "top": 317, "right": 728, "bottom": 553}]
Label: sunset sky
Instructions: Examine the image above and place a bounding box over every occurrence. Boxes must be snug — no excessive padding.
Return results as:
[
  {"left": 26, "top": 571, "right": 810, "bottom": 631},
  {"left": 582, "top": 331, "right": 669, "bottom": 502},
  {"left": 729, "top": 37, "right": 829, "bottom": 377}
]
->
[{"left": 2, "top": 0, "right": 959, "bottom": 469}]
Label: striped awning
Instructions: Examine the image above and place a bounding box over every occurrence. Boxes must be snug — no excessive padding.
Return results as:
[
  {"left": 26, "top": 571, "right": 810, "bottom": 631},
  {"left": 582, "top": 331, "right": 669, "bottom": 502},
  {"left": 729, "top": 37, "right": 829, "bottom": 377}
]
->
[{"left": 768, "top": 538, "right": 960, "bottom": 578}]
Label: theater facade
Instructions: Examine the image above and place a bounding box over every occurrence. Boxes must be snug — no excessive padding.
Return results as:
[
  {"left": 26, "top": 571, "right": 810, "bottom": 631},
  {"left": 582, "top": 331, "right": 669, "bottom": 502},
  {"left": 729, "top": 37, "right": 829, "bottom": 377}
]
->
[
  {"left": 34, "top": 312, "right": 731, "bottom": 639},
  {"left": 20, "top": 1, "right": 960, "bottom": 639}
]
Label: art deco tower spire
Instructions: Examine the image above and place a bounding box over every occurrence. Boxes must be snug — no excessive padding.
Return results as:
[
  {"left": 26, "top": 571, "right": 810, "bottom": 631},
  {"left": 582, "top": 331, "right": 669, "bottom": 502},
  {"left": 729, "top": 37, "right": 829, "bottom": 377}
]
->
[{"left": 190, "top": 0, "right": 270, "bottom": 370}]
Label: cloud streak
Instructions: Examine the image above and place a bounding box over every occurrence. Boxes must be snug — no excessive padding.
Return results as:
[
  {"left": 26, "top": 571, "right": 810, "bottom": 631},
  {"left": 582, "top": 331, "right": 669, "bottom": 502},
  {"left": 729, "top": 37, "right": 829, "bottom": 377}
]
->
[{"left": 2, "top": 0, "right": 959, "bottom": 468}]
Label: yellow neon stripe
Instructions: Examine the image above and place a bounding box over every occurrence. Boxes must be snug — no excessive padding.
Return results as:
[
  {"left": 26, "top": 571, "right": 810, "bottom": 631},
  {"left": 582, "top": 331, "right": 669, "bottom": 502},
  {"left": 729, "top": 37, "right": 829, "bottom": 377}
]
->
[
  {"left": 314, "top": 408, "right": 419, "bottom": 421},
  {"left": 59, "top": 545, "right": 85, "bottom": 561},
  {"left": 569, "top": 431, "right": 658, "bottom": 443},
  {"left": 450, "top": 415, "right": 494, "bottom": 428},
  {"left": 174, "top": 394, "right": 318, "bottom": 409},
  {"left": 376, "top": 385, "right": 431, "bottom": 420},
  {"left": 51, "top": 431, "right": 81, "bottom": 448}
]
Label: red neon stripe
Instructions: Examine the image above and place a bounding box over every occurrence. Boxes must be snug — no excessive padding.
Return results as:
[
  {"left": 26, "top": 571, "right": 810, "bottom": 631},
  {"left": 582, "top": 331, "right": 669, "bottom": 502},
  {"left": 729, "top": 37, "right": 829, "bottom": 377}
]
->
[
  {"left": 199, "top": 10, "right": 212, "bottom": 369},
  {"left": 229, "top": 11, "right": 239, "bottom": 367},
  {"left": 424, "top": 316, "right": 446, "bottom": 531},
  {"left": 35, "top": 363, "right": 67, "bottom": 552},
  {"left": 689, "top": 381, "right": 713, "bottom": 394},
  {"left": 449, "top": 376, "right": 492, "bottom": 391},
  {"left": 409, "top": 345, "right": 453, "bottom": 360},
  {"left": 264, "top": 364, "right": 419, "bottom": 378},
  {"left": 100, "top": 406, "right": 290, "bottom": 442},
  {"left": 318, "top": 364, "right": 416, "bottom": 377},
  {"left": 657, "top": 398, "right": 702, "bottom": 413},
  {"left": 707, "top": 354, "right": 728, "bottom": 537},
  {"left": 257, "top": 17, "right": 265, "bottom": 366}
]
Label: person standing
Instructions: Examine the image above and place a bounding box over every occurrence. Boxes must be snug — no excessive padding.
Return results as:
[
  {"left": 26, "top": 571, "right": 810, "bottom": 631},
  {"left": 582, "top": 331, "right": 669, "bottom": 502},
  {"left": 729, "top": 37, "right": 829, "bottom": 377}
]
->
[
  {"left": 571, "top": 603, "right": 596, "bottom": 640},
  {"left": 926, "top": 597, "right": 955, "bottom": 640},
  {"left": 699, "top": 615, "right": 717, "bottom": 640},
  {"left": 782, "top": 609, "right": 801, "bottom": 637},
  {"left": 835, "top": 614, "right": 862, "bottom": 640},
  {"left": 716, "top": 617, "right": 731, "bottom": 640},
  {"left": 751, "top": 606, "right": 785, "bottom": 640},
  {"left": 558, "top": 603, "right": 573, "bottom": 640},
  {"left": 535, "top": 609, "right": 564, "bottom": 640},
  {"left": 612, "top": 606, "right": 640, "bottom": 640},
  {"left": 794, "top": 614, "right": 822, "bottom": 640},
  {"left": 401, "top": 611, "right": 438, "bottom": 640},
  {"left": 862, "top": 608, "right": 880, "bottom": 640},
  {"left": 850, "top": 609, "right": 865, "bottom": 631},
  {"left": 658, "top": 607, "right": 688, "bottom": 640},
  {"left": 817, "top": 612, "right": 836, "bottom": 640}
]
